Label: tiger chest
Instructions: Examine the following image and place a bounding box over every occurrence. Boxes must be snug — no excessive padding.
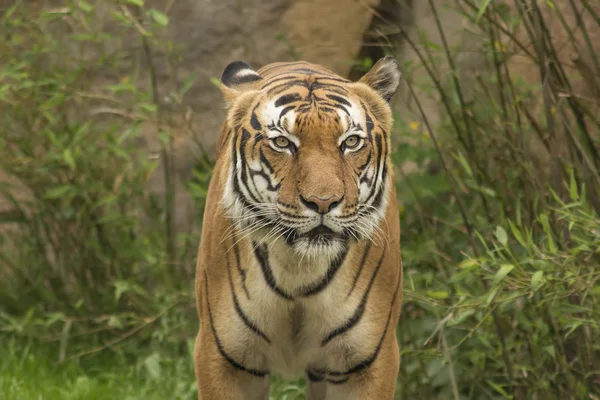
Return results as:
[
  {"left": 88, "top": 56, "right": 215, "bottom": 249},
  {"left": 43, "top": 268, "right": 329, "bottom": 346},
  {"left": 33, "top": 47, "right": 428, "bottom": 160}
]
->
[
  {"left": 226, "top": 288, "right": 374, "bottom": 379},
  {"left": 215, "top": 245, "right": 385, "bottom": 379}
]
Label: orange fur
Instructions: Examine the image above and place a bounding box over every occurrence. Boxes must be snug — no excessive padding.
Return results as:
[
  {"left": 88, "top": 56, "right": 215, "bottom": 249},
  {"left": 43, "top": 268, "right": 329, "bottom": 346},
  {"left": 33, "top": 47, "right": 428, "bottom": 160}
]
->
[{"left": 195, "top": 58, "right": 403, "bottom": 400}]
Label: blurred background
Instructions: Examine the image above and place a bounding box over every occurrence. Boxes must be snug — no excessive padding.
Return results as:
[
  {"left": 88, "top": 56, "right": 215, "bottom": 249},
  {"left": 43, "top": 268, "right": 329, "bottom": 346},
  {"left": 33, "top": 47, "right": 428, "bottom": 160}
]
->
[{"left": 0, "top": 0, "right": 599, "bottom": 399}]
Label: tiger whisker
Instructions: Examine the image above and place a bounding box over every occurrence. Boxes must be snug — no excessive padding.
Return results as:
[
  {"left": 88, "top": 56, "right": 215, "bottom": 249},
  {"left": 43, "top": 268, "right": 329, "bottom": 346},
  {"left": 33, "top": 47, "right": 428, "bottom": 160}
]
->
[
  {"left": 220, "top": 207, "right": 280, "bottom": 243},
  {"left": 224, "top": 219, "right": 277, "bottom": 252},
  {"left": 254, "top": 224, "right": 287, "bottom": 250}
]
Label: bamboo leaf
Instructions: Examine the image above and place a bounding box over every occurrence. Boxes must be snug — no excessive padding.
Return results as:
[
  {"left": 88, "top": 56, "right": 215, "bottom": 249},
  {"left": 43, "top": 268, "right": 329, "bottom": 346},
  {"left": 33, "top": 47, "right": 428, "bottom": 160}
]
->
[
  {"left": 531, "top": 271, "right": 544, "bottom": 292},
  {"left": 508, "top": 220, "right": 526, "bottom": 248},
  {"left": 147, "top": 9, "right": 168, "bottom": 27},
  {"left": 476, "top": 0, "right": 492, "bottom": 23},
  {"left": 493, "top": 264, "right": 514, "bottom": 286},
  {"left": 44, "top": 185, "right": 74, "bottom": 199},
  {"left": 539, "top": 214, "right": 557, "bottom": 253},
  {"left": 486, "top": 287, "right": 499, "bottom": 306},
  {"left": 63, "top": 149, "right": 75, "bottom": 170},
  {"left": 495, "top": 226, "right": 508, "bottom": 246},
  {"left": 426, "top": 291, "right": 449, "bottom": 299},
  {"left": 569, "top": 168, "right": 579, "bottom": 201}
]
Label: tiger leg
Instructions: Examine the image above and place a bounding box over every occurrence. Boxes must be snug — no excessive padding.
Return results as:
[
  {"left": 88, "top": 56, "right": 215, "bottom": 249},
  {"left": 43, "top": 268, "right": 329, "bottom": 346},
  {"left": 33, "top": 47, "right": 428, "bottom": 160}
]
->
[
  {"left": 194, "top": 330, "right": 270, "bottom": 400},
  {"left": 324, "top": 328, "right": 400, "bottom": 400}
]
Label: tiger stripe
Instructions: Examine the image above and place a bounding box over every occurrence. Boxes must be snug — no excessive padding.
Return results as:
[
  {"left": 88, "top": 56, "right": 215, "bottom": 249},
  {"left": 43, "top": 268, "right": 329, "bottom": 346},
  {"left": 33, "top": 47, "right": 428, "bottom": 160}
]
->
[
  {"left": 321, "top": 247, "right": 386, "bottom": 346},
  {"left": 226, "top": 250, "right": 271, "bottom": 344},
  {"left": 203, "top": 272, "right": 269, "bottom": 378}
]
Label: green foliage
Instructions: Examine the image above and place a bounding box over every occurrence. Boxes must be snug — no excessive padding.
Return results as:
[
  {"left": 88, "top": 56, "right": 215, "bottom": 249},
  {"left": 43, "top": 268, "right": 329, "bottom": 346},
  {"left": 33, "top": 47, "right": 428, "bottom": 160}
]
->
[
  {"left": 394, "top": 0, "right": 600, "bottom": 399},
  {"left": 0, "top": 0, "right": 202, "bottom": 343},
  {"left": 0, "top": 335, "right": 198, "bottom": 400}
]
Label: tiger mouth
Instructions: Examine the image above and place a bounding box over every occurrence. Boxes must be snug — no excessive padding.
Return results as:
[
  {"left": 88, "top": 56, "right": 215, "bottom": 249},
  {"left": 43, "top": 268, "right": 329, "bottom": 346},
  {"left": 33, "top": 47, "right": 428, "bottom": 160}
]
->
[
  {"left": 305, "top": 225, "right": 337, "bottom": 244},
  {"left": 285, "top": 225, "right": 345, "bottom": 247}
]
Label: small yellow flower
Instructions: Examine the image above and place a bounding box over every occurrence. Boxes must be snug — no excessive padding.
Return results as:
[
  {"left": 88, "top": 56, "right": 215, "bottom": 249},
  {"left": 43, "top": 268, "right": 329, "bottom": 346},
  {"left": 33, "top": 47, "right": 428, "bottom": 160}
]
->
[
  {"left": 398, "top": 204, "right": 405, "bottom": 215},
  {"left": 409, "top": 121, "right": 420, "bottom": 131},
  {"left": 551, "top": 107, "right": 556, "bottom": 115},
  {"left": 494, "top": 40, "right": 506, "bottom": 53}
]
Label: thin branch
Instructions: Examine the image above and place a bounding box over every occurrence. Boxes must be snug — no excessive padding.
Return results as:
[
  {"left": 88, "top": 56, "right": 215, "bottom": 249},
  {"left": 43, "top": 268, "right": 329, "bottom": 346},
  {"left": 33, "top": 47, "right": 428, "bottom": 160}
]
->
[{"left": 59, "top": 299, "right": 183, "bottom": 362}]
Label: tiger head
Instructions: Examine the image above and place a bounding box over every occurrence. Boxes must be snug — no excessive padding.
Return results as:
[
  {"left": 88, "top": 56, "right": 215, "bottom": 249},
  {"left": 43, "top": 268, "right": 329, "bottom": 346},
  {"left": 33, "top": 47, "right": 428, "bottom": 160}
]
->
[{"left": 218, "top": 58, "right": 401, "bottom": 259}]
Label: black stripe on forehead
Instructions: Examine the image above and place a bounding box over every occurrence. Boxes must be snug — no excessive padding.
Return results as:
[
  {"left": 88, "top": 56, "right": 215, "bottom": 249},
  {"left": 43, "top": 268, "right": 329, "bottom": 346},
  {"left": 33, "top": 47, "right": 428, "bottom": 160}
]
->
[
  {"left": 258, "top": 61, "right": 312, "bottom": 75},
  {"left": 279, "top": 105, "right": 296, "bottom": 120},
  {"left": 267, "top": 78, "right": 350, "bottom": 96},
  {"left": 313, "top": 76, "right": 350, "bottom": 84},
  {"left": 310, "top": 81, "right": 349, "bottom": 94},
  {"left": 326, "top": 94, "right": 352, "bottom": 107},
  {"left": 328, "top": 103, "right": 350, "bottom": 116},
  {"left": 267, "top": 79, "right": 311, "bottom": 95},
  {"left": 296, "top": 104, "right": 314, "bottom": 114},
  {"left": 264, "top": 68, "right": 348, "bottom": 84},
  {"left": 264, "top": 68, "right": 331, "bottom": 81},
  {"left": 275, "top": 93, "right": 302, "bottom": 107},
  {"left": 263, "top": 75, "right": 304, "bottom": 89},
  {"left": 319, "top": 106, "right": 339, "bottom": 114}
]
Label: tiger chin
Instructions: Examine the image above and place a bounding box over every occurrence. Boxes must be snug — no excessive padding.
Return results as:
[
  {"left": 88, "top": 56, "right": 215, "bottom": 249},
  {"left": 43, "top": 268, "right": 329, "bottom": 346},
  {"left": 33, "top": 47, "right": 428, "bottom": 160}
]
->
[{"left": 194, "top": 57, "right": 404, "bottom": 400}]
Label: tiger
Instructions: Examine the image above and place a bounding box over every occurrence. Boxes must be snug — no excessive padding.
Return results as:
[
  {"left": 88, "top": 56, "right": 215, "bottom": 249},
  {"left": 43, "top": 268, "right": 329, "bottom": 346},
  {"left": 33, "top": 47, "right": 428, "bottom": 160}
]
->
[{"left": 194, "top": 56, "right": 403, "bottom": 400}]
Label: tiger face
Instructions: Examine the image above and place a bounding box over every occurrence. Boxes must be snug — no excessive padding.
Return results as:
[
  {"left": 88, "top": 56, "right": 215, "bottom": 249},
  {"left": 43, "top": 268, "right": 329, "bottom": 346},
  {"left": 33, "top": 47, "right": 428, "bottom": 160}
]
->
[{"left": 219, "top": 58, "right": 401, "bottom": 259}]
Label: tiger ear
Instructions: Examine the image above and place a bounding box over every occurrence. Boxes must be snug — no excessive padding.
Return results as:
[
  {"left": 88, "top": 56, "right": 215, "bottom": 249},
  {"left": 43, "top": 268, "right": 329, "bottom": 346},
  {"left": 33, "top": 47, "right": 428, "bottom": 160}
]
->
[
  {"left": 220, "top": 61, "right": 263, "bottom": 103},
  {"left": 359, "top": 56, "right": 402, "bottom": 102}
]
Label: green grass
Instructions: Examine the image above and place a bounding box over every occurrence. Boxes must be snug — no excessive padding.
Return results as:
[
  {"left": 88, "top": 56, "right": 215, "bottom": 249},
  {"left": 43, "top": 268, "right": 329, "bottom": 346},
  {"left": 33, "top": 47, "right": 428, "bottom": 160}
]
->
[
  {"left": 0, "top": 335, "right": 306, "bottom": 400},
  {"left": 0, "top": 335, "right": 197, "bottom": 400}
]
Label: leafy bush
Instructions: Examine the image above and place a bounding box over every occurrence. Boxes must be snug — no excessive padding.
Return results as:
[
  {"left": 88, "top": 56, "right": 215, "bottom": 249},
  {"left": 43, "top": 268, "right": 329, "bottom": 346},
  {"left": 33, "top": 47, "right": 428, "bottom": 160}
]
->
[
  {"left": 0, "top": 0, "right": 201, "bottom": 347},
  {"left": 394, "top": 0, "right": 600, "bottom": 399}
]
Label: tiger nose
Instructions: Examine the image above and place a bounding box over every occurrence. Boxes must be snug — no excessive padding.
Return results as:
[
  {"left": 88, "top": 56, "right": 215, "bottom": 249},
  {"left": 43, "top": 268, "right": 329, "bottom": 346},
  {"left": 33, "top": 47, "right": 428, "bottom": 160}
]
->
[{"left": 300, "top": 195, "right": 343, "bottom": 214}]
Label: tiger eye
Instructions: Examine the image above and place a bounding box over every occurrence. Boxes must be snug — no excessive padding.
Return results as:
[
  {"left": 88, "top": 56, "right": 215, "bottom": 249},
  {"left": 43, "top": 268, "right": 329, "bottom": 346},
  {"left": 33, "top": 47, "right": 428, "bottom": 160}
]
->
[
  {"left": 274, "top": 136, "right": 290, "bottom": 148},
  {"left": 343, "top": 135, "right": 360, "bottom": 149}
]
